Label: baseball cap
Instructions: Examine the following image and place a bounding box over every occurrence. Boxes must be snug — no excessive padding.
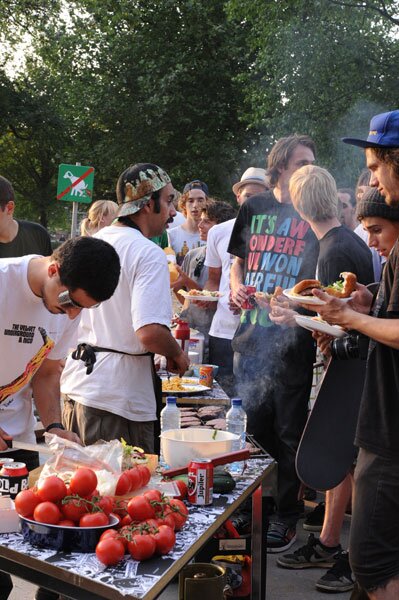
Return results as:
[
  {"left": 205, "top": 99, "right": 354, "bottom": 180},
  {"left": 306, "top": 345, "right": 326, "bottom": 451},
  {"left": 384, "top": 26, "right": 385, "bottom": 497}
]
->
[
  {"left": 343, "top": 110, "right": 399, "bottom": 149},
  {"left": 182, "top": 180, "right": 209, "bottom": 195},
  {"left": 232, "top": 167, "right": 269, "bottom": 195},
  {"left": 117, "top": 164, "right": 171, "bottom": 217},
  {"left": 356, "top": 186, "right": 399, "bottom": 221}
]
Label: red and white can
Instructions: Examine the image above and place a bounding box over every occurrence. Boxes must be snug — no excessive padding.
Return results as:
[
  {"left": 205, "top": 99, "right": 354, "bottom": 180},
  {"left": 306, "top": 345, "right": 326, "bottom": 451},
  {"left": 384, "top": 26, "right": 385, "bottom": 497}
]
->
[
  {"left": 242, "top": 285, "right": 256, "bottom": 309},
  {"left": 0, "top": 462, "right": 29, "bottom": 498},
  {"left": 188, "top": 458, "right": 213, "bottom": 505}
]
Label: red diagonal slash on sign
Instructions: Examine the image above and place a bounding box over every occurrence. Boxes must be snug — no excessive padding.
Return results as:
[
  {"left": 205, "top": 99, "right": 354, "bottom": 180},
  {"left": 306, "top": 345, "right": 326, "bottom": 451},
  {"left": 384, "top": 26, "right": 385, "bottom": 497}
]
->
[{"left": 56, "top": 167, "right": 94, "bottom": 200}]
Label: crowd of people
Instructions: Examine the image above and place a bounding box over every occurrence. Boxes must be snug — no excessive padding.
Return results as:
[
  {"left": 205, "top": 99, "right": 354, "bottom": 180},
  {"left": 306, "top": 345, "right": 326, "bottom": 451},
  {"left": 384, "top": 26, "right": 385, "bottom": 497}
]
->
[{"left": 1, "top": 108, "right": 399, "bottom": 600}]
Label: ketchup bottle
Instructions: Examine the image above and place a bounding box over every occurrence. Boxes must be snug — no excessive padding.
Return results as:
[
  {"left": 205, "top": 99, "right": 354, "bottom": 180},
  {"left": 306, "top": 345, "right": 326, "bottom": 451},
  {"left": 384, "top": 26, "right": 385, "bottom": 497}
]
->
[{"left": 174, "top": 319, "right": 190, "bottom": 357}]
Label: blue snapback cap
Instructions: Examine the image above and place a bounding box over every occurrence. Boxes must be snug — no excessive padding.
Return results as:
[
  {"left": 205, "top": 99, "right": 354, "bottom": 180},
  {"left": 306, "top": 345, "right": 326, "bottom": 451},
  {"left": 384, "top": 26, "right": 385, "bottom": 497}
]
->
[{"left": 342, "top": 110, "right": 399, "bottom": 148}]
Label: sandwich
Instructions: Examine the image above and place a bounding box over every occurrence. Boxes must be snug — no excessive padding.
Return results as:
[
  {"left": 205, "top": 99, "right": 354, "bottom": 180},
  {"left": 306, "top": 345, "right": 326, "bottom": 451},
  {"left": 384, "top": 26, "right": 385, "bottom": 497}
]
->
[{"left": 291, "top": 272, "right": 357, "bottom": 299}]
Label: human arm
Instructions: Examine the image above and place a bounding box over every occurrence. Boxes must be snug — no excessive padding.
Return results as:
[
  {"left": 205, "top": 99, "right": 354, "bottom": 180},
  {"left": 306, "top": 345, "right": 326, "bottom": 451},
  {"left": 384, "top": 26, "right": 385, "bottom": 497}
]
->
[
  {"left": 32, "top": 358, "right": 81, "bottom": 443},
  {"left": 136, "top": 324, "right": 189, "bottom": 376},
  {"left": 230, "top": 257, "right": 249, "bottom": 307},
  {"left": 310, "top": 286, "right": 399, "bottom": 350}
]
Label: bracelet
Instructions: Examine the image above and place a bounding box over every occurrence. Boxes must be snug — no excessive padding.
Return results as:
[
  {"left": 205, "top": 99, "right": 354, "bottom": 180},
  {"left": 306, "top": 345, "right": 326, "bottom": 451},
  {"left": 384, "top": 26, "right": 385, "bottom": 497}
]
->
[{"left": 44, "top": 422, "right": 65, "bottom": 433}]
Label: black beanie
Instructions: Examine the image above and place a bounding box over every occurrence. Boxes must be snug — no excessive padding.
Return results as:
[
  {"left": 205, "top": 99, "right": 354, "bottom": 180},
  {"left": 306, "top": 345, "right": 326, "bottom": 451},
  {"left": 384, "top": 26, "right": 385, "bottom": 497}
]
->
[{"left": 356, "top": 187, "right": 399, "bottom": 222}]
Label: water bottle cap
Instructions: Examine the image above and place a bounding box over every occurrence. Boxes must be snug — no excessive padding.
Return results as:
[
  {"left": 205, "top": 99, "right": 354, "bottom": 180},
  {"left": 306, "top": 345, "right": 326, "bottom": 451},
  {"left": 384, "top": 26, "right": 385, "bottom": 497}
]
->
[
  {"left": 231, "top": 397, "right": 242, "bottom": 406},
  {"left": 166, "top": 396, "right": 177, "bottom": 404}
]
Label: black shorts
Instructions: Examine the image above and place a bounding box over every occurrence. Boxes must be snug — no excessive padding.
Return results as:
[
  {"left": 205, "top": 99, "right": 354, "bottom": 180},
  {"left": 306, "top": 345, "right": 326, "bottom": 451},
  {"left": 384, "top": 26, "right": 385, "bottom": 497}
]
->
[{"left": 350, "top": 448, "right": 399, "bottom": 591}]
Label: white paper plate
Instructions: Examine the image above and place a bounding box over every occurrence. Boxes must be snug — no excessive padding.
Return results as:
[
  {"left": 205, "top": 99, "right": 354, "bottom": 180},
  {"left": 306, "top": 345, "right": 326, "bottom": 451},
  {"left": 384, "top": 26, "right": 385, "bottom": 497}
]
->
[
  {"left": 161, "top": 376, "right": 211, "bottom": 395},
  {"left": 283, "top": 288, "right": 352, "bottom": 306},
  {"left": 295, "top": 315, "right": 346, "bottom": 338},
  {"left": 178, "top": 290, "right": 223, "bottom": 302}
]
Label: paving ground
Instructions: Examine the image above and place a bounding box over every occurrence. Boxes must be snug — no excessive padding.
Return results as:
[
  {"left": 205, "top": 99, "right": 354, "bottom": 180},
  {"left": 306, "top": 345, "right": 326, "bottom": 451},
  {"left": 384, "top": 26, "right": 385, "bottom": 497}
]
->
[{"left": 8, "top": 502, "right": 352, "bottom": 600}]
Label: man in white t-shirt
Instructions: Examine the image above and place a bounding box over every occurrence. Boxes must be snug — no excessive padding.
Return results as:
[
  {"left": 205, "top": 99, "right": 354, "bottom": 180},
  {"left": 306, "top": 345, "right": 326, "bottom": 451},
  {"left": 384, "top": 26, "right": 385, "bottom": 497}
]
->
[
  {"left": 167, "top": 180, "right": 208, "bottom": 264},
  {"left": 204, "top": 167, "right": 269, "bottom": 394},
  {"left": 61, "top": 163, "right": 190, "bottom": 453},
  {"left": 0, "top": 237, "right": 120, "bottom": 450}
]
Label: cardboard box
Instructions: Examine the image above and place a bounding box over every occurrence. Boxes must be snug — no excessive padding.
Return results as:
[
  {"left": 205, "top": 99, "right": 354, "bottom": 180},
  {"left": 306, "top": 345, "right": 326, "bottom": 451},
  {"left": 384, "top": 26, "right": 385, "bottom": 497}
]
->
[{"left": 0, "top": 496, "right": 20, "bottom": 533}]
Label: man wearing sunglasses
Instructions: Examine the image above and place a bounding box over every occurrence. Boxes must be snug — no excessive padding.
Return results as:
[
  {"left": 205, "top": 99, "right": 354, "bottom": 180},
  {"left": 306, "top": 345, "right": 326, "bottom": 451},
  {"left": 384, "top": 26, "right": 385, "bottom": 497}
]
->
[
  {"left": 61, "top": 163, "right": 190, "bottom": 455},
  {"left": 0, "top": 236, "right": 120, "bottom": 451}
]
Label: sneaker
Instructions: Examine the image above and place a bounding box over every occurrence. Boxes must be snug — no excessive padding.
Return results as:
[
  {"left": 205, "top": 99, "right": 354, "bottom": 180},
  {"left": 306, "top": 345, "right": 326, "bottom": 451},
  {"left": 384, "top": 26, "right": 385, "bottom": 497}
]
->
[
  {"left": 276, "top": 533, "right": 341, "bottom": 568},
  {"left": 230, "top": 513, "right": 251, "bottom": 537},
  {"left": 266, "top": 521, "right": 297, "bottom": 553},
  {"left": 316, "top": 551, "right": 355, "bottom": 592},
  {"left": 303, "top": 501, "right": 325, "bottom": 532}
]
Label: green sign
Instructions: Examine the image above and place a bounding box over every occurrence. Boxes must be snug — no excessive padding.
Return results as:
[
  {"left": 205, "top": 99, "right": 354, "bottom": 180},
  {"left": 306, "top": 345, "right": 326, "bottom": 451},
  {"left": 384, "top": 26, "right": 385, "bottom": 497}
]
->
[{"left": 57, "top": 164, "right": 94, "bottom": 204}]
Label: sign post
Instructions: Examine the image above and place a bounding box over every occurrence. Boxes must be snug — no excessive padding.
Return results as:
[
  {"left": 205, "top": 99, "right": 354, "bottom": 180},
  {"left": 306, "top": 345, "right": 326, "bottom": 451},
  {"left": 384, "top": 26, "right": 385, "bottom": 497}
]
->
[{"left": 56, "top": 163, "right": 95, "bottom": 238}]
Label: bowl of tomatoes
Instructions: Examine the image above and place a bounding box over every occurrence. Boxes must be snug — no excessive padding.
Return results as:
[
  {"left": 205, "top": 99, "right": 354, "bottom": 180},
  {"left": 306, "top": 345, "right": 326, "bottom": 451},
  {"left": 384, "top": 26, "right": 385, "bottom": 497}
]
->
[{"left": 20, "top": 513, "right": 119, "bottom": 553}]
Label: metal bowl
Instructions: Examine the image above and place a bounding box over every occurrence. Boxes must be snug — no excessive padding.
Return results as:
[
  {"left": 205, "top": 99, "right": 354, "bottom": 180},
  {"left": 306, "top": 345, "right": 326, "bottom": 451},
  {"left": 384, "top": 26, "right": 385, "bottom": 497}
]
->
[{"left": 19, "top": 514, "right": 118, "bottom": 553}]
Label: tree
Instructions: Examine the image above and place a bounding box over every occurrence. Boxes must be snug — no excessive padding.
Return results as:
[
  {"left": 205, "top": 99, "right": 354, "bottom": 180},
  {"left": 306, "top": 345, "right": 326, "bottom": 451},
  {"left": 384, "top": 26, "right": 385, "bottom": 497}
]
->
[{"left": 226, "top": 0, "right": 399, "bottom": 186}]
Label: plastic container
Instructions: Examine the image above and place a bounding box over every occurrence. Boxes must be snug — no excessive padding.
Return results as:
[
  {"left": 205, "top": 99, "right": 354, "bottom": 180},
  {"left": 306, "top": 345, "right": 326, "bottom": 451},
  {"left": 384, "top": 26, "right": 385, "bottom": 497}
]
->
[
  {"left": 160, "top": 396, "right": 181, "bottom": 467},
  {"left": 189, "top": 329, "right": 204, "bottom": 364},
  {"left": 226, "top": 398, "right": 247, "bottom": 473},
  {"left": 160, "top": 428, "right": 239, "bottom": 469},
  {"left": 173, "top": 319, "right": 190, "bottom": 357}
]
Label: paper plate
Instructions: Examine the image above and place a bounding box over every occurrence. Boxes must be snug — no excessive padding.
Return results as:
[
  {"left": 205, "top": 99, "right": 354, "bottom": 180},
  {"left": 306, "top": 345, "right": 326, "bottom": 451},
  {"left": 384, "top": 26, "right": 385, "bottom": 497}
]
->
[
  {"left": 178, "top": 290, "right": 223, "bottom": 302},
  {"left": 283, "top": 289, "right": 352, "bottom": 306},
  {"left": 161, "top": 376, "right": 211, "bottom": 395},
  {"left": 295, "top": 315, "right": 346, "bottom": 338}
]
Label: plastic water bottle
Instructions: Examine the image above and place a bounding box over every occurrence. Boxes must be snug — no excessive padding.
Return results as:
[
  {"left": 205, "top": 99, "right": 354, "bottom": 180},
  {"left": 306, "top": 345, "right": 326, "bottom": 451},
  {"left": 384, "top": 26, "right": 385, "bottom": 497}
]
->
[
  {"left": 160, "top": 396, "right": 180, "bottom": 467},
  {"left": 226, "top": 397, "right": 247, "bottom": 473}
]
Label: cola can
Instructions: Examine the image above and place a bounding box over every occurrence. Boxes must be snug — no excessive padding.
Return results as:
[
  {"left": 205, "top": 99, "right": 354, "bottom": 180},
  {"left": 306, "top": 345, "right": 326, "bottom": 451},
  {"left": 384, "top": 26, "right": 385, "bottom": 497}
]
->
[
  {"left": 0, "top": 462, "right": 29, "bottom": 499},
  {"left": 188, "top": 458, "right": 213, "bottom": 505},
  {"left": 242, "top": 286, "right": 257, "bottom": 309}
]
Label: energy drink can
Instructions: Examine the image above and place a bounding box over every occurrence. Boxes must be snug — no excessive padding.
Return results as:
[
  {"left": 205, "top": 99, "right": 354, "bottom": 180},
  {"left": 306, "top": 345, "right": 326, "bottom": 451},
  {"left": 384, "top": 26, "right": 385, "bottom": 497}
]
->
[
  {"left": 188, "top": 458, "right": 213, "bottom": 505},
  {"left": 0, "top": 462, "right": 29, "bottom": 498}
]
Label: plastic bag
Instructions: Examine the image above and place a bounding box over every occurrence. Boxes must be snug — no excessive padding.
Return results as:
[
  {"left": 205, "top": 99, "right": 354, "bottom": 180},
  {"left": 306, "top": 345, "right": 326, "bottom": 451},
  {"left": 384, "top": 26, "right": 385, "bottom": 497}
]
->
[{"left": 37, "top": 434, "right": 124, "bottom": 496}]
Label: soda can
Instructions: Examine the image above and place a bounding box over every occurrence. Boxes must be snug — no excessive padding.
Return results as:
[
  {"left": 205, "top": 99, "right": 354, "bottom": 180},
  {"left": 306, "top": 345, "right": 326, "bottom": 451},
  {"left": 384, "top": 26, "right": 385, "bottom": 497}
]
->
[
  {"left": 242, "top": 285, "right": 257, "bottom": 309},
  {"left": 0, "top": 462, "right": 29, "bottom": 499},
  {"left": 199, "top": 365, "right": 213, "bottom": 388},
  {"left": 188, "top": 458, "right": 213, "bottom": 505},
  {"left": 0, "top": 458, "right": 14, "bottom": 467}
]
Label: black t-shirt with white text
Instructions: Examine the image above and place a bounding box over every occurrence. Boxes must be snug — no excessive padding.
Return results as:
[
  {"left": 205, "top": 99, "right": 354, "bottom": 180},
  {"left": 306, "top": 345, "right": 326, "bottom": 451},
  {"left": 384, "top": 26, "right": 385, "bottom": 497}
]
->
[{"left": 228, "top": 191, "right": 319, "bottom": 356}]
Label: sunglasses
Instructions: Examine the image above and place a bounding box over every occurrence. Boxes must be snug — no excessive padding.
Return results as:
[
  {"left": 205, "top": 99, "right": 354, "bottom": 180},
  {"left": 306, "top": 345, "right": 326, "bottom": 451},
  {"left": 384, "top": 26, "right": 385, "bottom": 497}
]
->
[{"left": 58, "top": 290, "right": 100, "bottom": 310}]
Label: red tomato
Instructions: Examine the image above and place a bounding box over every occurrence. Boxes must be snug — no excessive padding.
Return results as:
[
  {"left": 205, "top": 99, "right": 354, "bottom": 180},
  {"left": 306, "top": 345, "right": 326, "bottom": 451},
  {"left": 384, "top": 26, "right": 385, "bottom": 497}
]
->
[
  {"left": 99, "top": 529, "right": 128, "bottom": 551},
  {"left": 111, "top": 498, "right": 128, "bottom": 516},
  {"left": 33, "top": 501, "right": 62, "bottom": 525},
  {"left": 126, "top": 468, "right": 142, "bottom": 492},
  {"left": 70, "top": 468, "right": 97, "bottom": 497},
  {"left": 128, "top": 533, "right": 156, "bottom": 561},
  {"left": 36, "top": 476, "right": 67, "bottom": 503},
  {"left": 168, "top": 498, "right": 188, "bottom": 531},
  {"left": 120, "top": 514, "right": 133, "bottom": 527},
  {"left": 115, "top": 472, "right": 132, "bottom": 496},
  {"left": 156, "top": 514, "right": 176, "bottom": 530},
  {"left": 174, "top": 479, "right": 188, "bottom": 500},
  {"left": 137, "top": 465, "right": 151, "bottom": 486},
  {"left": 143, "top": 489, "right": 162, "bottom": 503},
  {"left": 143, "top": 518, "right": 159, "bottom": 532},
  {"left": 127, "top": 496, "right": 155, "bottom": 521},
  {"left": 97, "top": 496, "right": 113, "bottom": 515},
  {"left": 61, "top": 496, "right": 88, "bottom": 522},
  {"left": 96, "top": 538, "right": 125, "bottom": 566},
  {"left": 58, "top": 519, "right": 76, "bottom": 527},
  {"left": 79, "top": 512, "right": 109, "bottom": 527},
  {"left": 14, "top": 489, "right": 41, "bottom": 518},
  {"left": 152, "top": 524, "right": 176, "bottom": 555}
]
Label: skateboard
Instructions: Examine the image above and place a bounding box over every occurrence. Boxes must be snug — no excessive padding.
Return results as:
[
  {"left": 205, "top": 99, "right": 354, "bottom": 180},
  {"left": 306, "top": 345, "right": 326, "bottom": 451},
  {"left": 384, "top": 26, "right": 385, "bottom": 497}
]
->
[{"left": 296, "top": 357, "right": 366, "bottom": 491}]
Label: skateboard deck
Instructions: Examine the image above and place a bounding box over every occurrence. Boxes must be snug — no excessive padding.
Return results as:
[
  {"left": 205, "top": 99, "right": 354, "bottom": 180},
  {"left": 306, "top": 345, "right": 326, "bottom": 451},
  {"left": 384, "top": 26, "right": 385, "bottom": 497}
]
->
[{"left": 296, "top": 357, "right": 366, "bottom": 491}]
